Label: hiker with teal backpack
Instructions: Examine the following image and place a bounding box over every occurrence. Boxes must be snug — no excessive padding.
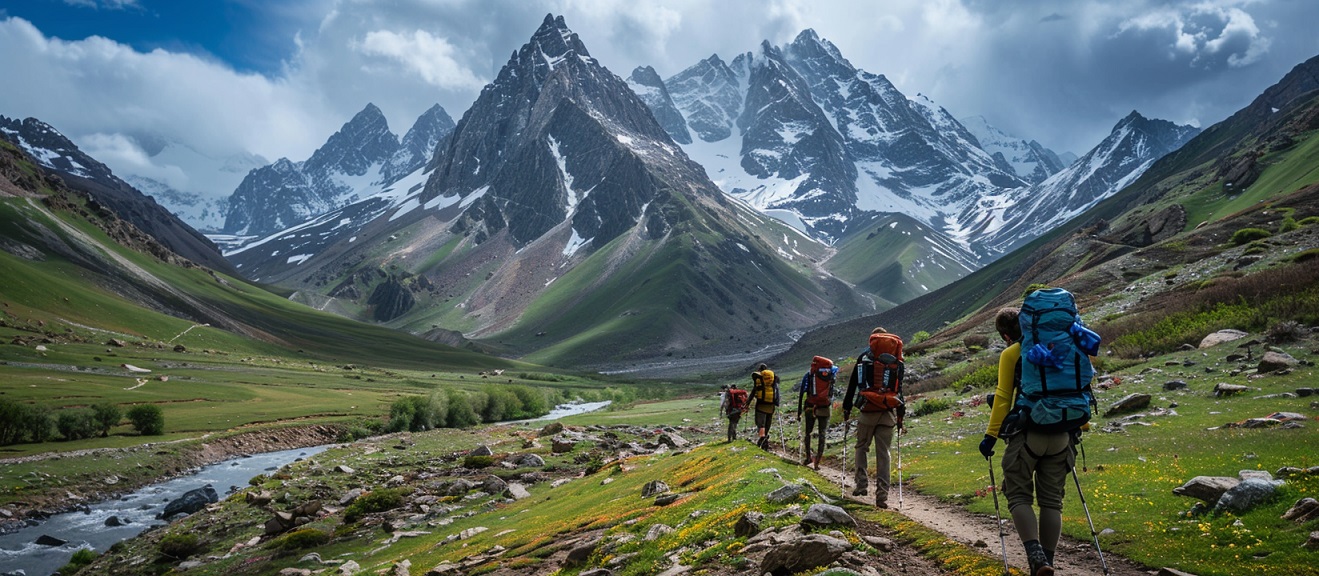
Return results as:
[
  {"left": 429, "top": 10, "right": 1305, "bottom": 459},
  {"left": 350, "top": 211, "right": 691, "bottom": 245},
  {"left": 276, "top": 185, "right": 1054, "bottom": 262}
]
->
[
  {"left": 979, "top": 288, "right": 1104, "bottom": 576},
  {"left": 795, "top": 356, "right": 838, "bottom": 470},
  {"left": 842, "top": 327, "right": 906, "bottom": 509},
  {"left": 751, "top": 363, "right": 780, "bottom": 450}
]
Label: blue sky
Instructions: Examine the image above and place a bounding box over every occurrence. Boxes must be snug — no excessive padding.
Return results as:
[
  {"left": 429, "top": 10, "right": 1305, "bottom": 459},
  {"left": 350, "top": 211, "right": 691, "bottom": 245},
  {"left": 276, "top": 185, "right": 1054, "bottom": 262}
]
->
[{"left": 1, "top": 0, "right": 1317, "bottom": 209}]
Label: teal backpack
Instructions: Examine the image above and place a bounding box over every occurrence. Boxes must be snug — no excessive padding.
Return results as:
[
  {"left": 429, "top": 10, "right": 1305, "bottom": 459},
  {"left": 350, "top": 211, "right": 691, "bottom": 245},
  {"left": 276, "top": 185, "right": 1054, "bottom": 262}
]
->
[{"left": 1017, "top": 288, "right": 1100, "bottom": 432}]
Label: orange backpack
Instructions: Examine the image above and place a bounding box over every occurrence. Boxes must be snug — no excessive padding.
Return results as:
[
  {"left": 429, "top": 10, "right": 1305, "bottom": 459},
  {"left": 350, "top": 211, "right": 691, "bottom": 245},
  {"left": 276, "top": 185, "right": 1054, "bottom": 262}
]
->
[{"left": 859, "top": 333, "right": 904, "bottom": 412}]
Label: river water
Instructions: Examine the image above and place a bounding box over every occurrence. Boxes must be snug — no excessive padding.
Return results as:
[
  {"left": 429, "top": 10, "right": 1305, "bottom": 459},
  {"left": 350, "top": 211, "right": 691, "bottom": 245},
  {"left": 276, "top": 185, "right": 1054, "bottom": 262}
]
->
[{"left": 0, "top": 445, "right": 329, "bottom": 576}]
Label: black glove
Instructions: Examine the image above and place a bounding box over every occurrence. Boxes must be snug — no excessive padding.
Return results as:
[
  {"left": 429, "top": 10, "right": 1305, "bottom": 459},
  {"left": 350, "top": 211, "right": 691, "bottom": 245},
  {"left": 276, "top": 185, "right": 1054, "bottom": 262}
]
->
[{"left": 979, "top": 434, "right": 997, "bottom": 460}]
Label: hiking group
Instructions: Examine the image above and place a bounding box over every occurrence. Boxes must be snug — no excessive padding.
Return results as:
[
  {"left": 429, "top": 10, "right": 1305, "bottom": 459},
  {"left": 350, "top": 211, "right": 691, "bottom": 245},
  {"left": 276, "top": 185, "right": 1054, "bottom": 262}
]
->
[{"left": 719, "top": 287, "right": 1104, "bottom": 576}]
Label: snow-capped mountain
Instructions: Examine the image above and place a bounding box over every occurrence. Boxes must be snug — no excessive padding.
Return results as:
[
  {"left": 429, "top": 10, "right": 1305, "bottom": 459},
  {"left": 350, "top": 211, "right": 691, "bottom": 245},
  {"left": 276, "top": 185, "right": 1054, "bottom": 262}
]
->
[
  {"left": 223, "top": 103, "right": 453, "bottom": 238},
  {"left": 960, "top": 115, "right": 1067, "bottom": 184},
  {"left": 970, "top": 111, "right": 1200, "bottom": 256},
  {"left": 0, "top": 115, "right": 235, "bottom": 272},
  {"left": 626, "top": 66, "right": 691, "bottom": 145}
]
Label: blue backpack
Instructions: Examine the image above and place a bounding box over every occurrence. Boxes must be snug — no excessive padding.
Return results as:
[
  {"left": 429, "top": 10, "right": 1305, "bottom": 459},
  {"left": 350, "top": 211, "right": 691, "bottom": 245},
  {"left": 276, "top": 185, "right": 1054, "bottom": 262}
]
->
[{"left": 1016, "top": 288, "right": 1100, "bottom": 432}]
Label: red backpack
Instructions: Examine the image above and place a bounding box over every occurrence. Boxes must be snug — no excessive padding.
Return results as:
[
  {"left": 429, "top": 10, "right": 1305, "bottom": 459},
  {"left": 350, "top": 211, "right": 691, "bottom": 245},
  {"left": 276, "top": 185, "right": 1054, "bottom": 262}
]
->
[
  {"left": 805, "top": 356, "right": 835, "bottom": 406},
  {"left": 726, "top": 388, "right": 749, "bottom": 414},
  {"left": 859, "top": 332, "right": 904, "bottom": 412}
]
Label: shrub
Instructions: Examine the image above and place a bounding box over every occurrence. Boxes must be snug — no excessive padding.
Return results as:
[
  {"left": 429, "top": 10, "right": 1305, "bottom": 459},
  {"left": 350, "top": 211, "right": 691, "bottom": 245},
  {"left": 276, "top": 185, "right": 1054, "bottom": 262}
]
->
[
  {"left": 1279, "top": 215, "right": 1300, "bottom": 233},
  {"left": 274, "top": 528, "right": 330, "bottom": 551},
  {"left": 1230, "top": 227, "right": 1272, "bottom": 245},
  {"left": 126, "top": 405, "right": 165, "bottom": 436},
  {"left": 343, "top": 488, "right": 406, "bottom": 523},
  {"left": 910, "top": 330, "right": 931, "bottom": 345},
  {"left": 58, "top": 547, "right": 97, "bottom": 574},
  {"left": 91, "top": 403, "right": 121, "bottom": 437},
  {"left": 1299, "top": 216, "right": 1319, "bottom": 226},
  {"left": 463, "top": 455, "right": 495, "bottom": 469},
  {"left": 1289, "top": 248, "right": 1319, "bottom": 263},
  {"left": 911, "top": 397, "right": 954, "bottom": 417},
  {"left": 387, "top": 394, "right": 446, "bottom": 433},
  {"left": 962, "top": 334, "right": 990, "bottom": 351},
  {"left": 951, "top": 363, "right": 999, "bottom": 391},
  {"left": 24, "top": 404, "right": 54, "bottom": 443},
  {"left": 1266, "top": 320, "right": 1307, "bottom": 344},
  {"left": 158, "top": 532, "right": 201, "bottom": 559},
  {"left": 56, "top": 408, "right": 98, "bottom": 441},
  {"left": 0, "top": 399, "right": 49, "bottom": 445}
]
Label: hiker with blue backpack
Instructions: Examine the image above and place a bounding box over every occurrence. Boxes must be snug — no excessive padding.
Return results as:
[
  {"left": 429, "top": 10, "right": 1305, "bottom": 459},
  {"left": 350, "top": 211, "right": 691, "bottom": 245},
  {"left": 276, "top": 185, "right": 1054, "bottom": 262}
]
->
[
  {"left": 979, "top": 288, "right": 1103, "bottom": 576},
  {"left": 795, "top": 356, "right": 838, "bottom": 470},
  {"left": 842, "top": 327, "right": 906, "bottom": 509}
]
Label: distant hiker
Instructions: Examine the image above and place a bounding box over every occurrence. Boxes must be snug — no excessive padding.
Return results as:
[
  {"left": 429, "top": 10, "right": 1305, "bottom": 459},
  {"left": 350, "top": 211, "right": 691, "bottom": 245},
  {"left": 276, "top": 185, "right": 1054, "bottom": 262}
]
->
[
  {"left": 723, "top": 384, "right": 749, "bottom": 443},
  {"left": 979, "top": 289, "right": 1100, "bottom": 576},
  {"left": 842, "top": 328, "right": 906, "bottom": 508},
  {"left": 796, "top": 356, "right": 837, "bottom": 469},
  {"left": 750, "top": 363, "right": 779, "bottom": 449}
]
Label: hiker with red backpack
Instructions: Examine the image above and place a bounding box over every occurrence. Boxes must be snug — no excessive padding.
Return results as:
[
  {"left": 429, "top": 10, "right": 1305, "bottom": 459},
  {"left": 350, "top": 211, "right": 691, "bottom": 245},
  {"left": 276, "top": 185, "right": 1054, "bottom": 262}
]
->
[
  {"left": 842, "top": 327, "right": 906, "bottom": 509},
  {"left": 978, "top": 288, "right": 1103, "bottom": 576},
  {"left": 795, "top": 356, "right": 838, "bottom": 470},
  {"left": 750, "top": 363, "right": 779, "bottom": 450},
  {"left": 722, "top": 384, "right": 749, "bottom": 443}
]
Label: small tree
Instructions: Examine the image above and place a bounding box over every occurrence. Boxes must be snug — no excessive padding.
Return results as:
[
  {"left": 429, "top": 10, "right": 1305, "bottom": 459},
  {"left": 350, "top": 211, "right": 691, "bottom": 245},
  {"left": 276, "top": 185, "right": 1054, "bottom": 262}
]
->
[
  {"left": 24, "top": 404, "right": 54, "bottom": 443},
  {"left": 126, "top": 405, "right": 165, "bottom": 436},
  {"left": 56, "top": 408, "right": 98, "bottom": 441},
  {"left": 91, "top": 403, "right": 122, "bottom": 437}
]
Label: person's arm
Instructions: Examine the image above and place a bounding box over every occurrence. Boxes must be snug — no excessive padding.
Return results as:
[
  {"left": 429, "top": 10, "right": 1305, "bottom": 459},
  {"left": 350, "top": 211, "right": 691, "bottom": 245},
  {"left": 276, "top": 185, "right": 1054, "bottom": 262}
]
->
[
  {"left": 842, "top": 356, "right": 861, "bottom": 417},
  {"left": 797, "top": 373, "right": 808, "bottom": 417}
]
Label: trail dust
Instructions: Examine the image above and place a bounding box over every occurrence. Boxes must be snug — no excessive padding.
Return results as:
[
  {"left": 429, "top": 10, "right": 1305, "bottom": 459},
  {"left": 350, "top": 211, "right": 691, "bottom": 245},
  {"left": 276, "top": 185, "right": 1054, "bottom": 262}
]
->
[{"left": 758, "top": 427, "right": 1152, "bottom": 576}]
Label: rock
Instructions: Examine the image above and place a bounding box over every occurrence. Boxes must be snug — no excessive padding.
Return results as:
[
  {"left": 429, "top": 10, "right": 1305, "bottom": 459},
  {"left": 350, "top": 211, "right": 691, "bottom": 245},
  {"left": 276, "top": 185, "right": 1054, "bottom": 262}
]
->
[
  {"left": 459, "top": 526, "right": 488, "bottom": 540},
  {"left": 388, "top": 559, "right": 411, "bottom": 576},
  {"left": 106, "top": 338, "right": 126, "bottom": 347},
  {"left": 760, "top": 533, "right": 852, "bottom": 576},
  {"left": 163, "top": 485, "right": 218, "bottom": 519},
  {"left": 1103, "top": 393, "right": 1152, "bottom": 417},
  {"left": 338, "top": 488, "right": 363, "bottom": 506},
  {"left": 512, "top": 453, "right": 545, "bottom": 468},
  {"left": 1259, "top": 350, "right": 1299, "bottom": 373},
  {"left": 469, "top": 445, "right": 493, "bottom": 456},
  {"left": 657, "top": 432, "right": 689, "bottom": 449},
  {"left": 1295, "top": 388, "right": 1317, "bottom": 397},
  {"left": 767, "top": 484, "right": 805, "bottom": 504},
  {"left": 1239, "top": 470, "right": 1274, "bottom": 481},
  {"left": 800, "top": 503, "right": 856, "bottom": 528},
  {"left": 105, "top": 515, "right": 127, "bottom": 526},
  {"left": 734, "top": 511, "right": 764, "bottom": 538},
  {"left": 481, "top": 476, "right": 508, "bottom": 495},
  {"left": 580, "top": 569, "right": 613, "bottom": 576},
  {"left": 337, "top": 560, "right": 361, "bottom": 575},
  {"left": 425, "top": 561, "right": 461, "bottom": 575},
  {"left": 1214, "top": 383, "right": 1249, "bottom": 397},
  {"left": 35, "top": 534, "right": 67, "bottom": 546},
  {"left": 1276, "top": 466, "right": 1306, "bottom": 479},
  {"left": 1163, "top": 380, "right": 1188, "bottom": 391},
  {"left": 279, "top": 568, "right": 313, "bottom": 576},
  {"left": 1173, "top": 476, "right": 1240, "bottom": 503},
  {"left": 1156, "top": 568, "right": 1198, "bottom": 576},
  {"left": 504, "top": 483, "right": 531, "bottom": 500},
  {"left": 247, "top": 490, "right": 274, "bottom": 506},
  {"left": 538, "top": 422, "right": 564, "bottom": 437},
  {"left": 641, "top": 480, "right": 670, "bottom": 498},
  {"left": 299, "top": 552, "right": 323, "bottom": 564},
  {"left": 446, "top": 479, "right": 476, "bottom": 496},
  {"left": 563, "top": 537, "right": 600, "bottom": 568},
  {"left": 654, "top": 493, "right": 683, "bottom": 506},
  {"left": 334, "top": 465, "right": 355, "bottom": 474},
  {"left": 551, "top": 438, "right": 576, "bottom": 454},
  {"left": 1283, "top": 498, "right": 1319, "bottom": 522},
  {"left": 1305, "top": 531, "right": 1319, "bottom": 550},
  {"left": 862, "top": 535, "right": 894, "bottom": 552},
  {"left": 1199, "top": 330, "right": 1248, "bottom": 348},
  {"left": 645, "top": 524, "right": 674, "bottom": 541},
  {"left": 1215, "top": 478, "right": 1283, "bottom": 514}
]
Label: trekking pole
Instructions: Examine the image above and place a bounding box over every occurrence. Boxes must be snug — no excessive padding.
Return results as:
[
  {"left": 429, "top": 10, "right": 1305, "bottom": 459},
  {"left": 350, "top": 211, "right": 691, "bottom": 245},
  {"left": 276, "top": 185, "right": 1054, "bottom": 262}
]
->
[
  {"left": 1071, "top": 465, "right": 1112, "bottom": 575},
  {"left": 987, "top": 457, "right": 1011, "bottom": 576},
  {"left": 895, "top": 427, "right": 903, "bottom": 510},
  {"left": 840, "top": 419, "right": 851, "bottom": 492}
]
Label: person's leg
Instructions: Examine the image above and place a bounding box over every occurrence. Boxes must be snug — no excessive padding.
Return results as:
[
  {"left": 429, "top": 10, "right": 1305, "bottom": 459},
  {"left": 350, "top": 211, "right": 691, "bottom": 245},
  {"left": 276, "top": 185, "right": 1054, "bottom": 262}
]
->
[
  {"left": 726, "top": 414, "right": 738, "bottom": 442},
  {"left": 853, "top": 417, "right": 877, "bottom": 492},
  {"left": 873, "top": 423, "right": 894, "bottom": 506},
  {"left": 813, "top": 408, "right": 829, "bottom": 464},
  {"left": 1030, "top": 431, "right": 1074, "bottom": 568},
  {"left": 1001, "top": 432, "right": 1040, "bottom": 542},
  {"left": 754, "top": 411, "right": 770, "bottom": 447},
  {"left": 802, "top": 410, "right": 817, "bottom": 464}
]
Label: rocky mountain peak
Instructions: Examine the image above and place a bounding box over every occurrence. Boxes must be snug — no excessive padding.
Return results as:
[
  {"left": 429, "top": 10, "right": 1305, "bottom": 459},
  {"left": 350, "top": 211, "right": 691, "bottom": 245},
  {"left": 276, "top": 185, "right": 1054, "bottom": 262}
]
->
[{"left": 628, "top": 66, "right": 692, "bottom": 145}]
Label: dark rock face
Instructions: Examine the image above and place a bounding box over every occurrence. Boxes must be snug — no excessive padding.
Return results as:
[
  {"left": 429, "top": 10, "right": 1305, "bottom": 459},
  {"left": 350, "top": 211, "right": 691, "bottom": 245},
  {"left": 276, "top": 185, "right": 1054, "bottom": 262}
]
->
[
  {"left": 665, "top": 55, "right": 743, "bottom": 142},
  {"left": 381, "top": 104, "right": 456, "bottom": 184},
  {"left": 628, "top": 66, "right": 692, "bottom": 145},
  {"left": 161, "top": 484, "right": 218, "bottom": 519},
  {"left": 367, "top": 276, "right": 416, "bottom": 322}
]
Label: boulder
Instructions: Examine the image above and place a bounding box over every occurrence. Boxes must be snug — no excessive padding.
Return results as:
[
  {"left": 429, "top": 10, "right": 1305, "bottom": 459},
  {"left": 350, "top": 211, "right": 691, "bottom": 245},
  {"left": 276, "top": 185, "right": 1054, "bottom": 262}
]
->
[
  {"left": 1173, "top": 476, "right": 1240, "bottom": 503},
  {"left": 504, "top": 483, "right": 531, "bottom": 500},
  {"left": 641, "top": 480, "right": 670, "bottom": 498},
  {"left": 657, "top": 432, "right": 689, "bottom": 449},
  {"left": 1103, "top": 393, "right": 1151, "bottom": 417},
  {"left": 645, "top": 524, "right": 674, "bottom": 541},
  {"left": 35, "top": 534, "right": 67, "bottom": 546},
  {"left": 1282, "top": 498, "right": 1319, "bottom": 523},
  {"left": 563, "top": 537, "right": 600, "bottom": 568},
  {"left": 334, "top": 465, "right": 355, "bottom": 474},
  {"left": 800, "top": 503, "right": 856, "bottom": 528},
  {"left": 105, "top": 515, "right": 127, "bottom": 527},
  {"left": 445, "top": 479, "right": 476, "bottom": 496},
  {"left": 734, "top": 511, "right": 764, "bottom": 538},
  {"left": 1215, "top": 478, "right": 1283, "bottom": 514},
  {"left": 1259, "top": 351, "right": 1299, "bottom": 373},
  {"left": 767, "top": 484, "right": 805, "bottom": 504},
  {"left": 481, "top": 476, "right": 508, "bottom": 496},
  {"left": 538, "top": 422, "right": 564, "bottom": 437},
  {"left": 759, "top": 533, "right": 852, "bottom": 576},
  {"left": 469, "top": 445, "right": 493, "bottom": 457},
  {"left": 1163, "top": 380, "right": 1188, "bottom": 391},
  {"left": 1214, "top": 383, "right": 1249, "bottom": 397},
  {"left": 654, "top": 493, "right": 683, "bottom": 506},
  {"left": 1306, "top": 531, "right": 1319, "bottom": 550},
  {"left": 551, "top": 438, "right": 576, "bottom": 454},
  {"left": 512, "top": 453, "right": 545, "bottom": 468},
  {"left": 162, "top": 484, "right": 218, "bottom": 519},
  {"left": 1199, "top": 329, "right": 1248, "bottom": 348}
]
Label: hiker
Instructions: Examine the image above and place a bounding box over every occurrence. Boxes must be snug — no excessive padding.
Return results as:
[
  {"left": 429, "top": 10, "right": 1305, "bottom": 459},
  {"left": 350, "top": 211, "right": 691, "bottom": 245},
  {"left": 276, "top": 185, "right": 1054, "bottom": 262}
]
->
[
  {"left": 842, "top": 327, "right": 906, "bottom": 508},
  {"left": 795, "top": 356, "right": 837, "bottom": 469},
  {"left": 722, "top": 384, "right": 748, "bottom": 443},
  {"left": 979, "top": 289, "right": 1100, "bottom": 576},
  {"left": 750, "top": 363, "right": 779, "bottom": 449}
]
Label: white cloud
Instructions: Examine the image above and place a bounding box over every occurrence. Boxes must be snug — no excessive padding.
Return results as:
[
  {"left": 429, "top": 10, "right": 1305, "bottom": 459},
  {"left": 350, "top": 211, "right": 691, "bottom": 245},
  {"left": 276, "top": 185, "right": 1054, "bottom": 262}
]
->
[
  {"left": 61, "top": 0, "right": 141, "bottom": 9},
  {"left": 356, "top": 29, "right": 485, "bottom": 90}
]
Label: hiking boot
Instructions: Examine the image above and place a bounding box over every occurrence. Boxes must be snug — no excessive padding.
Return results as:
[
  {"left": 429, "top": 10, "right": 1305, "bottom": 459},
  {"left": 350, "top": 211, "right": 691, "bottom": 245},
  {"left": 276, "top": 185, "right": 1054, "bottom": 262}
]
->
[
  {"left": 1025, "top": 541, "right": 1053, "bottom": 576},
  {"left": 811, "top": 457, "right": 821, "bottom": 471},
  {"left": 801, "top": 455, "right": 812, "bottom": 466},
  {"left": 875, "top": 493, "right": 888, "bottom": 509},
  {"left": 851, "top": 487, "right": 867, "bottom": 497},
  {"left": 876, "top": 500, "right": 889, "bottom": 509}
]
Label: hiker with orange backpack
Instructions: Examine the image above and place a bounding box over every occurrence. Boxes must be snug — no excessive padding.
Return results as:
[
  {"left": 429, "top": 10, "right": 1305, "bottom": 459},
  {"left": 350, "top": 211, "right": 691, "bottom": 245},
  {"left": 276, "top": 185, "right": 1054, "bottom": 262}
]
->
[
  {"left": 842, "top": 327, "right": 906, "bottom": 509},
  {"left": 750, "top": 363, "right": 779, "bottom": 450},
  {"left": 795, "top": 356, "right": 838, "bottom": 470},
  {"left": 722, "top": 384, "right": 749, "bottom": 443}
]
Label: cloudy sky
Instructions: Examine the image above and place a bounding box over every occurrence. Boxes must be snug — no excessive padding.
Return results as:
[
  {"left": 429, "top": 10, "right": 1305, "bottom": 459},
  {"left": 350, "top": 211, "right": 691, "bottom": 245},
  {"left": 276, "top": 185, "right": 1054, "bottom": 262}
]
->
[{"left": 1, "top": 0, "right": 1317, "bottom": 197}]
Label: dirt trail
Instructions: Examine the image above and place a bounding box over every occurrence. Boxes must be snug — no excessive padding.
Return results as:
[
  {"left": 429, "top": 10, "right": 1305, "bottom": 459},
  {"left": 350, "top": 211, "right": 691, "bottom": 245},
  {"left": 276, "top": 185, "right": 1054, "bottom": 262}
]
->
[{"left": 765, "top": 441, "right": 1151, "bottom": 576}]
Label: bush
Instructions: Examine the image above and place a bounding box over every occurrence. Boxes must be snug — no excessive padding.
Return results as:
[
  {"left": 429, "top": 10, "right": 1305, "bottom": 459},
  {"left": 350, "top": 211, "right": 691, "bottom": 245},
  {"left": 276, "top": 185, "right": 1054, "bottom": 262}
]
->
[
  {"left": 126, "top": 404, "right": 165, "bottom": 436},
  {"left": 1266, "top": 320, "right": 1307, "bottom": 344},
  {"left": 159, "top": 532, "right": 201, "bottom": 559},
  {"left": 91, "top": 403, "right": 121, "bottom": 437},
  {"left": 463, "top": 455, "right": 495, "bottom": 469},
  {"left": 911, "top": 397, "right": 954, "bottom": 417},
  {"left": 1279, "top": 215, "right": 1300, "bottom": 233},
  {"left": 274, "top": 528, "right": 330, "bottom": 551},
  {"left": 387, "top": 393, "right": 447, "bottom": 433},
  {"left": 910, "top": 330, "right": 931, "bottom": 345},
  {"left": 0, "top": 399, "right": 51, "bottom": 445},
  {"left": 1288, "top": 248, "right": 1319, "bottom": 263},
  {"left": 56, "top": 408, "right": 98, "bottom": 441},
  {"left": 59, "top": 547, "right": 97, "bottom": 574},
  {"left": 962, "top": 333, "right": 990, "bottom": 351},
  {"left": 951, "top": 363, "right": 999, "bottom": 391},
  {"left": 1230, "top": 227, "right": 1272, "bottom": 245},
  {"left": 343, "top": 488, "right": 406, "bottom": 523},
  {"left": 1299, "top": 216, "right": 1319, "bottom": 226}
]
